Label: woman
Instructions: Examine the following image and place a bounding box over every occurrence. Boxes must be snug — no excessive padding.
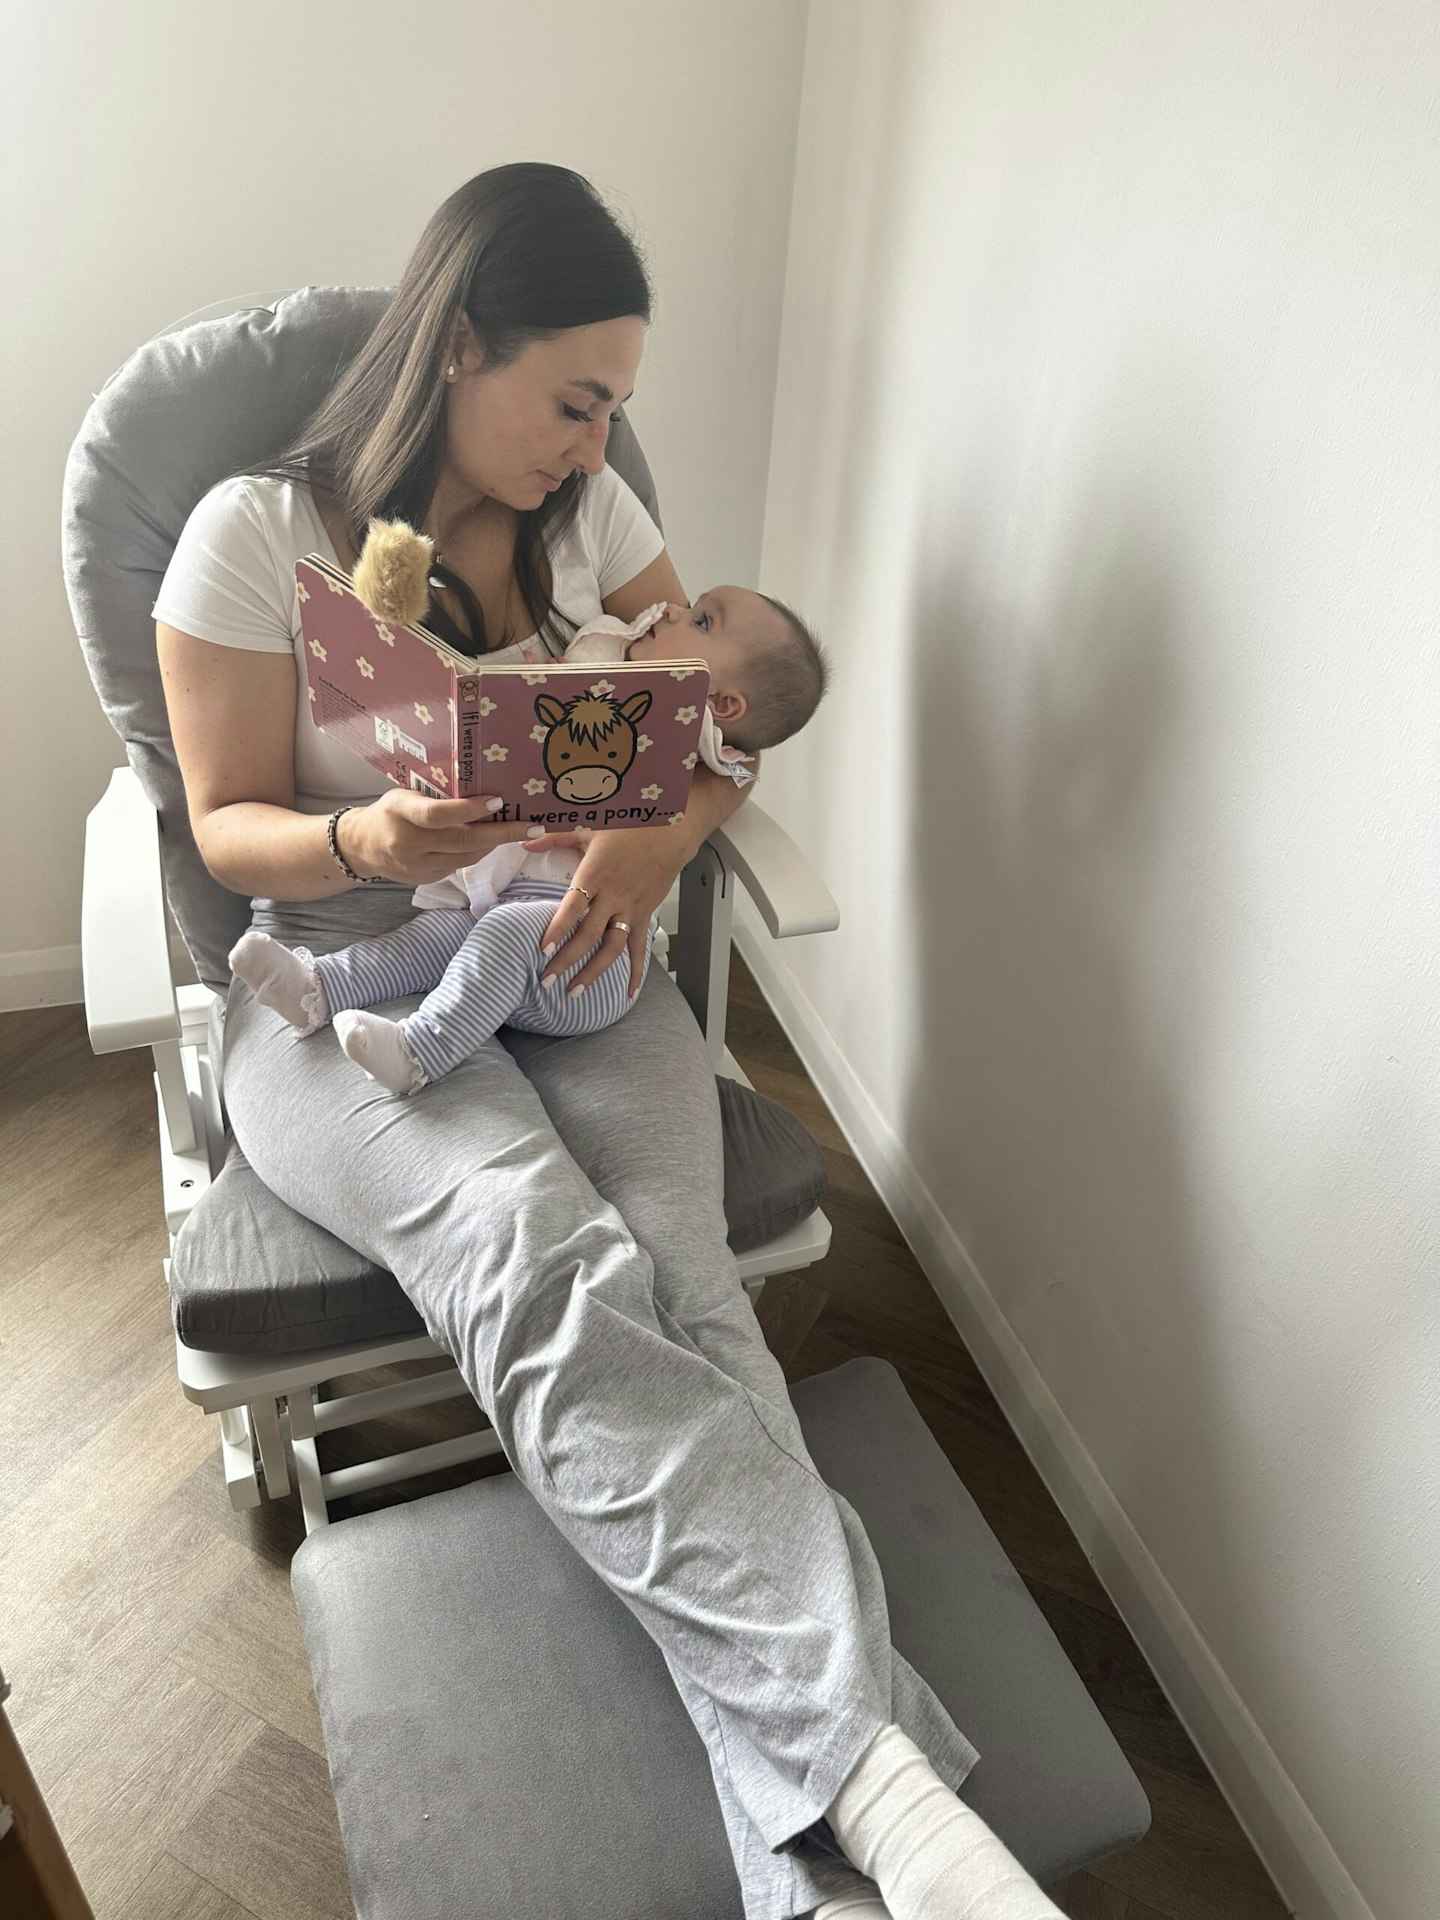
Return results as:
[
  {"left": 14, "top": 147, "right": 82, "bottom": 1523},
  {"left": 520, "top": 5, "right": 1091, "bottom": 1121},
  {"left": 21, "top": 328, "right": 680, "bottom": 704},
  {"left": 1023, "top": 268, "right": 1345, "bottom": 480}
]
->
[{"left": 156, "top": 165, "right": 1059, "bottom": 1920}]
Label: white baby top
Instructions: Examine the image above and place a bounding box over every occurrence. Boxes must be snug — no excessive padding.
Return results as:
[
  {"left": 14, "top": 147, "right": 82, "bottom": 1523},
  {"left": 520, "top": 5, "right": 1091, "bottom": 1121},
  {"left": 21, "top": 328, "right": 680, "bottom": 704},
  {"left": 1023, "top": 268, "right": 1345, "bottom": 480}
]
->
[
  {"left": 153, "top": 466, "right": 665, "bottom": 814},
  {"left": 413, "top": 604, "right": 755, "bottom": 917}
]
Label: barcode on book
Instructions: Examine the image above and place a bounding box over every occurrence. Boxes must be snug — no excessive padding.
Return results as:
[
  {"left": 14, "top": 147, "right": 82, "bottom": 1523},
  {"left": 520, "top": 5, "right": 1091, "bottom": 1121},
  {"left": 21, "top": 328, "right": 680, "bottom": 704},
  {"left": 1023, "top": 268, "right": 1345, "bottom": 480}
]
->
[{"left": 409, "top": 770, "right": 444, "bottom": 800}]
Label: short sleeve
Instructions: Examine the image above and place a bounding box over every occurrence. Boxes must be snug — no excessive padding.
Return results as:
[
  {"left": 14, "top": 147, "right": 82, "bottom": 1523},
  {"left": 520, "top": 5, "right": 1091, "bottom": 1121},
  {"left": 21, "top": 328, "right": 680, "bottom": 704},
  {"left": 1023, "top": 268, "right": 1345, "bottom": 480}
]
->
[
  {"left": 581, "top": 465, "right": 665, "bottom": 599},
  {"left": 152, "top": 476, "right": 295, "bottom": 653}
]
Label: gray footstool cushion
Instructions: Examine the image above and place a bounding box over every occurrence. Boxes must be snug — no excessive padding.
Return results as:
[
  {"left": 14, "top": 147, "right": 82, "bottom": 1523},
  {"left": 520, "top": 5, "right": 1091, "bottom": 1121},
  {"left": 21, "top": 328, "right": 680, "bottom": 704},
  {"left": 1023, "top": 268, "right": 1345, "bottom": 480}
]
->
[{"left": 291, "top": 1357, "right": 1149, "bottom": 1919}]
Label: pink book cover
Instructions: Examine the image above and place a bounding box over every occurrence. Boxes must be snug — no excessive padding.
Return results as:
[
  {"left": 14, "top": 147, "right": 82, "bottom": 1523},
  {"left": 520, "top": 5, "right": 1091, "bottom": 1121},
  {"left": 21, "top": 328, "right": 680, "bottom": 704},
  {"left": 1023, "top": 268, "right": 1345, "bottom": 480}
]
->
[{"left": 295, "top": 556, "right": 710, "bottom": 830}]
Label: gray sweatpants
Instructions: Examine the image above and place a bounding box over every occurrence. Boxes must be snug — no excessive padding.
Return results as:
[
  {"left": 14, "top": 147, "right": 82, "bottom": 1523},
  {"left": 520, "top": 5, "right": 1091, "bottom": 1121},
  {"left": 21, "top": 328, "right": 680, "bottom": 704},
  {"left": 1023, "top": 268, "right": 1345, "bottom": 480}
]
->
[{"left": 222, "top": 885, "right": 980, "bottom": 1920}]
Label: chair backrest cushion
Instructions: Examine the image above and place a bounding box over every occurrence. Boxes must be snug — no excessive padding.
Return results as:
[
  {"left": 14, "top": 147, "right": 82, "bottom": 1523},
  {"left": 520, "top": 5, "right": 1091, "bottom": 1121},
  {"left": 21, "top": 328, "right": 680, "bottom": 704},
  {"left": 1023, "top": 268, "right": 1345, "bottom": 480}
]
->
[{"left": 61, "top": 286, "right": 661, "bottom": 990}]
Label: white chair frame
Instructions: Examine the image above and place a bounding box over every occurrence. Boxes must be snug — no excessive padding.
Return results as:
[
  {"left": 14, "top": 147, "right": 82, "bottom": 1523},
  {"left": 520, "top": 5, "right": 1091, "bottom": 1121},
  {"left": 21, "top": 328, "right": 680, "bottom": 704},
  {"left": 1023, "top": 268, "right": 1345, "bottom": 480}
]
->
[{"left": 82, "top": 766, "right": 838, "bottom": 1531}]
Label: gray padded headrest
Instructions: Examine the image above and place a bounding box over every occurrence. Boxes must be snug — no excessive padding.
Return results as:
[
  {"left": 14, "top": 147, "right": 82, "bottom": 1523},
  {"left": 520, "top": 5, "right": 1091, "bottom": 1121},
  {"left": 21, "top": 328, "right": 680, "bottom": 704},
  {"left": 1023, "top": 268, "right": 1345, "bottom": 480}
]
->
[{"left": 61, "top": 285, "right": 661, "bottom": 991}]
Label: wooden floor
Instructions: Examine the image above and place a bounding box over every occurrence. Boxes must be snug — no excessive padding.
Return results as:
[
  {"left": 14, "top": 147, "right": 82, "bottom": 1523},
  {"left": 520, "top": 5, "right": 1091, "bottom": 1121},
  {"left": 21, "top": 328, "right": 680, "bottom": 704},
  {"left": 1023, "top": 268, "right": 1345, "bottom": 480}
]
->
[{"left": 0, "top": 962, "right": 1291, "bottom": 1920}]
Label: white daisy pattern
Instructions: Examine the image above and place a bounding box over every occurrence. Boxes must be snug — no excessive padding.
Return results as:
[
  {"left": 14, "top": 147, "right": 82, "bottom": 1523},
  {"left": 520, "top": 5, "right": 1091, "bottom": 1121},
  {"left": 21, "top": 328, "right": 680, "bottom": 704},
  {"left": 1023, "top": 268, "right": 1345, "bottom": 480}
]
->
[
  {"left": 667, "top": 666, "right": 700, "bottom": 680},
  {"left": 669, "top": 812, "right": 686, "bottom": 827},
  {"left": 356, "top": 657, "right": 374, "bottom": 680},
  {"left": 523, "top": 777, "right": 547, "bottom": 795},
  {"left": 296, "top": 580, "right": 310, "bottom": 604},
  {"left": 308, "top": 638, "right": 327, "bottom": 662},
  {"left": 635, "top": 733, "right": 652, "bottom": 753},
  {"left": 682, "top": 751, "right": 698, "bottom": 770},
  {"left": 429, "top": 766, "right": 450, "bottom": 789},
  {"left": 447, "top": 697, "right": 457, "bottom": 717},
  {"left": 484, "top": 743, "right": 508, "bottom": 763},
  {"left": 414, "top": 703, "right": 432, "bottom": 725},
  {"left": 530, "top": 724, "right": 549, "bottom": 744},
  {"left": 324, "top": 575, "right": 344, "bottom": 595},
  {"left": 375, "top": 622, "right": 395, "bottom": 647},
  {"left": 675, "top": 705, "right": 698, "bottom": 724},
  {"left": 640, "top": 783, "right": 662, "bottom": 801},
  {"left": 521, "top": 670, "right": 549, "bottom": 685},
  {"left": 588, "top": 678, "right": 616, "bottom": 697},
  {"left": 478, "top": 695, "right": 496, "bottom": 715}
]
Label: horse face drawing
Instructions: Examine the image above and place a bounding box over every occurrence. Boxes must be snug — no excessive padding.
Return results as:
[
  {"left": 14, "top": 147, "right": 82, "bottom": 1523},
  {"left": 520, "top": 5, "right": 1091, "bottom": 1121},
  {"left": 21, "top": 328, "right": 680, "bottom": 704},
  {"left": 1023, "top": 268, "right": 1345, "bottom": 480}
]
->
[{"left": 534, "top": 688, "right": 653, "bottom": 803}]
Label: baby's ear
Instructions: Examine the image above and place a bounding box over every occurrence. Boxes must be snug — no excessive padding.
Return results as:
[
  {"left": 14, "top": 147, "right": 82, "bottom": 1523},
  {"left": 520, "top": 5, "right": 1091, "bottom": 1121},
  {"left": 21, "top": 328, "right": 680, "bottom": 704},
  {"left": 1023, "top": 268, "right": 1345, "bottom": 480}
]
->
[{"left": 708, "top": 689, "right": 747, "bottom": 724}]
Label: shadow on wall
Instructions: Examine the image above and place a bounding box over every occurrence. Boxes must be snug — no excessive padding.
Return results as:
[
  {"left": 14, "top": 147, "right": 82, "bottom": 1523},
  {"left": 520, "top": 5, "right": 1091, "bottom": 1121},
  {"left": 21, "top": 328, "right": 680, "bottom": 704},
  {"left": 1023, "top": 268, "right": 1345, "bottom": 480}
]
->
[{"left": 895, "top": 371, "right": 1279, "bottom": 1676}]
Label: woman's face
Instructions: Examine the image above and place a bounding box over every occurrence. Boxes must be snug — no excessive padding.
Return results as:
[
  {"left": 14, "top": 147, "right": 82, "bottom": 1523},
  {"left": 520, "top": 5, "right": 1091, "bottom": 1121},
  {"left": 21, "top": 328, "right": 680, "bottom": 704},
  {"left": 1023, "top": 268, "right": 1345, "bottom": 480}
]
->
[{"left": 443, "top": 315, "right": 647, "bottom": 512}]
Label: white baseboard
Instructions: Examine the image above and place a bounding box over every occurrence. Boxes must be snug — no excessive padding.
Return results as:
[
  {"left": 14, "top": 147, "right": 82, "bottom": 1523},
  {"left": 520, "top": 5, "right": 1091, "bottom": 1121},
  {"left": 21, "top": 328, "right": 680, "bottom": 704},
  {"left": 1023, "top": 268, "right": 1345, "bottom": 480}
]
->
[
  {"left": 0, "top": 937, "right": 197, "bottom": 1015},
  {"left": 735, "top": 902, "right": 1370, "bottom": 1920}
]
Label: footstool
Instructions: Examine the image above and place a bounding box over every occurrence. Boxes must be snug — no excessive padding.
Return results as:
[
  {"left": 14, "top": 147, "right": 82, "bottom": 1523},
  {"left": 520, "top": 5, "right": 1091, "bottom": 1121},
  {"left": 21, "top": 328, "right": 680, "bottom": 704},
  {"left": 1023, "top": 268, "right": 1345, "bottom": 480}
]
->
[{"left": 291, "top": 1357, "right": 1150, "bottom": 1918}]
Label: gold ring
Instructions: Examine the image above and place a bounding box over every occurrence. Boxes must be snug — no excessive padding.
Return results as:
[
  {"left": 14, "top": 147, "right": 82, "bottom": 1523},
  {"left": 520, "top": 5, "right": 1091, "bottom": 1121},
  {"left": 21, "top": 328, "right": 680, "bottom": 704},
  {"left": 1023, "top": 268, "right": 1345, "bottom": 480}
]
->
[
  {"left": 566, "top": 883, "right": 592, "bottom": 901},
  {"left": 610, "top": 919, "right": 633, "bottom": 935}
]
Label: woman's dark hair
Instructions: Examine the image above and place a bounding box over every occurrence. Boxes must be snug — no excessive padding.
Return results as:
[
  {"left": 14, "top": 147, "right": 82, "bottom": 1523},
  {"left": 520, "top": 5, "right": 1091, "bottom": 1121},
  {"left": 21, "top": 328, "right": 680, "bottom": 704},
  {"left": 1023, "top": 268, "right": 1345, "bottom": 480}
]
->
[{"left": 265, "top": 163, "right": 651, "bottom": 655}]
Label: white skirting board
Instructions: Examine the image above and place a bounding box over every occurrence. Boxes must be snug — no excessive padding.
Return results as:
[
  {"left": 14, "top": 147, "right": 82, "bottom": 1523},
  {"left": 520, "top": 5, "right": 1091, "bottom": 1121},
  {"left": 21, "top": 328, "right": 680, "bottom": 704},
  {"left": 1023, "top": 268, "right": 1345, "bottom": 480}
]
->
[
  {"left": 733, "top": 895, "right": 1371, "bottom": 1920},
  {"left": 1, "top": 936, "right": 198, "bottom": 1014}
]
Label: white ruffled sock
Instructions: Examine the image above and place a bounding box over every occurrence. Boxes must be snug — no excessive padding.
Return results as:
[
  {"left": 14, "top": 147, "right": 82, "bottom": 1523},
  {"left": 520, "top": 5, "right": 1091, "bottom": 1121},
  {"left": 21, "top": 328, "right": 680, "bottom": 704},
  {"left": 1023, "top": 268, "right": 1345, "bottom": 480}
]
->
[
  {"left": 332, "top": 1009, "right": 428, "bottom": 1096},
  {"left": 825, "top": 1726, "right": 1063, "bottom": 1920},
  {"left": 229, "top": 930, "right": 328, "bottom": 1034}
]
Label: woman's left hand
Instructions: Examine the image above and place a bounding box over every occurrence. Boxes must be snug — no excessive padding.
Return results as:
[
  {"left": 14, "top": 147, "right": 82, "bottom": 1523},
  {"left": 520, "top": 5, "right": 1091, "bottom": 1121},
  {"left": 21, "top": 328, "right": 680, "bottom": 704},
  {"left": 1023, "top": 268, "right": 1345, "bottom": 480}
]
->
[{"left": 527, "top": 822, "right": 694, "bottom": 997}]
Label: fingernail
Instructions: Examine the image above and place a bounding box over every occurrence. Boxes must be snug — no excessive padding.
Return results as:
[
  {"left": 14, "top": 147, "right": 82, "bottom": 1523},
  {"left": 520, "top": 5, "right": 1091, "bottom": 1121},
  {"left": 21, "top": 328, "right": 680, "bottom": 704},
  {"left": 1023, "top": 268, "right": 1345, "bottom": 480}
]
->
[
  {"left": 484, "top": 797, "right": 504, "bottom": 813},
  {"left": 541, "top": 974, "right": 558, "bottom": 991},
  {"left": 568, "top": 982, "right": 586, "bottom": 998},
  {"left": 525, "top": 823, "right": 544, "bottom": 838},
  {"left": 540, "top": 943, "right": 556, "bottom": 961}
]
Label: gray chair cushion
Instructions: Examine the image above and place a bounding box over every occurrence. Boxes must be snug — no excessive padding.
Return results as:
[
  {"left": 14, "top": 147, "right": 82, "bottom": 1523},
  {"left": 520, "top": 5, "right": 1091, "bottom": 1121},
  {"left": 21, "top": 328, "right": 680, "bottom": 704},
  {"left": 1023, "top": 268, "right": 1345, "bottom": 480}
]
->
[
  {"left": 170, "top": 1075, "right": 825, "bottom": 1354},
  {"left": 291, "top": 1357, "right": 1150, "bottom": 1919},
  {"left": 62, "top": 285, "right": 660, "bottom": 994}
]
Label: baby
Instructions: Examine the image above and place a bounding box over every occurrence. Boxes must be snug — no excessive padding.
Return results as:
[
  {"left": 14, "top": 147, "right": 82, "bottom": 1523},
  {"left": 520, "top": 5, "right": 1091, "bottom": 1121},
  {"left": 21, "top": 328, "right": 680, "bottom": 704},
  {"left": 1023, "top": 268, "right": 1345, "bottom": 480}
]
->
[{"left": 230, "top": 587, "right": 828, "bottom": 1095}]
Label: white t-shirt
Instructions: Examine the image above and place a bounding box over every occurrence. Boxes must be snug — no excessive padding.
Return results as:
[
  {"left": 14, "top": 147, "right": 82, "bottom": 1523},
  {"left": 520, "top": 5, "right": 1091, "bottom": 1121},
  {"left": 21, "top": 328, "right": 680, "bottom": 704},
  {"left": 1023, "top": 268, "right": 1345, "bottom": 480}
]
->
[{"left": 153, "top": 467, "right": 665, "bottom": 812}]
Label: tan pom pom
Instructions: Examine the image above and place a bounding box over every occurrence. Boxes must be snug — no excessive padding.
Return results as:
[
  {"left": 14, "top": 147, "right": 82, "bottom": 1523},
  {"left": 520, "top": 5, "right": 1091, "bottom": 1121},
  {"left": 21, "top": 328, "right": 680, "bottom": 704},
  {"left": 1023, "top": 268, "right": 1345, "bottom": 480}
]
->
[{"left": 352, "top": 519, "right": 435, "bottom": 627}]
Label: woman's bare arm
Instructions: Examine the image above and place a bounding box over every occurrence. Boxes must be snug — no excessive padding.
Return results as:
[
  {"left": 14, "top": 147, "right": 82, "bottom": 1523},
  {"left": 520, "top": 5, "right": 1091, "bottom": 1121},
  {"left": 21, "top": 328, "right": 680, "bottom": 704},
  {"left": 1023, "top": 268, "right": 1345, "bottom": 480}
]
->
[
  {"left": 600, "top": 545, "right": 686, "bottom": 623},
  {"left": 157, "top": 624, "right": 531, "bottom": 898}
]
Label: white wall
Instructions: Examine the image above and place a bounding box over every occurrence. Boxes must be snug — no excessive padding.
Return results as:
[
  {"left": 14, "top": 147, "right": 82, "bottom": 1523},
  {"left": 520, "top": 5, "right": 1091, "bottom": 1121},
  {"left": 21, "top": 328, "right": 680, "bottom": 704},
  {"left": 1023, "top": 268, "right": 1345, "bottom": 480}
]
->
[
  {"left": 754, "top": 4, "right": 1438, "bottom": 1918},
  {"left": 1, "top": 0, "right": 807, "bottom": 1001}
]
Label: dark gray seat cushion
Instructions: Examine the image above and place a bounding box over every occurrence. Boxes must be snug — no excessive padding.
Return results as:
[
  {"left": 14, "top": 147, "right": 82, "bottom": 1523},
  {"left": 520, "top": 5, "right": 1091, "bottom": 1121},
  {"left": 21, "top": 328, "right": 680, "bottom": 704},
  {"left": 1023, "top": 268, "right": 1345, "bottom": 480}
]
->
[
  {"left": 170, "top": 1073, "right": 826, "bottom": 1354},
  {"left": 291, "top": 1357, "right": 1150, "bottom": 1919}
]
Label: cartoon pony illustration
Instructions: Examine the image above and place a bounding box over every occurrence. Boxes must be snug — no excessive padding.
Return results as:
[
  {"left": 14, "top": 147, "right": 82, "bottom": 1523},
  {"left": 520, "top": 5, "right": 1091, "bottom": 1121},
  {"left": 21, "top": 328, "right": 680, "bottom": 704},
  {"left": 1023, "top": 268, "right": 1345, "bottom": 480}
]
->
[{"left": 534, "top": 687, "right": 654, "bottom": 803}]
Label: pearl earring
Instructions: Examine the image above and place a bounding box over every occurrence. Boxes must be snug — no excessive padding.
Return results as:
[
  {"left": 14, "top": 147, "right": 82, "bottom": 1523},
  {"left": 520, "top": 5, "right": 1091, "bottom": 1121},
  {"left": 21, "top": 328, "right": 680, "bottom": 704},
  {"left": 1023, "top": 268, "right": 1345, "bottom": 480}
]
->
[{"left": 446, "top": 363, "right": 456, "bottom": 380}]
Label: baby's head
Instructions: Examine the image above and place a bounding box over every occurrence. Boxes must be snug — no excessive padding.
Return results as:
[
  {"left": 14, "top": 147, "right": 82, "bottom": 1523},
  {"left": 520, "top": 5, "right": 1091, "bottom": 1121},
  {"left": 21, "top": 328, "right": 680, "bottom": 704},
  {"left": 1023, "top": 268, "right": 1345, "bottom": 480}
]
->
[{"left": 627, "top": 587, "right": 828, "bottom": 753}]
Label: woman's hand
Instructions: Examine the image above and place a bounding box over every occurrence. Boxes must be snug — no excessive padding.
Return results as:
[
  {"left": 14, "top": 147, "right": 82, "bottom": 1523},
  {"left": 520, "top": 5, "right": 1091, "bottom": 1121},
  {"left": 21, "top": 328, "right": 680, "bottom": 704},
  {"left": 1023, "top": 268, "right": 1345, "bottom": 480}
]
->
[
  {"left": 341, "top": 790, "right": 533, "bottom": 887},
  {"left": 528, "top": 822, "right": 692, "bottom": 998}
]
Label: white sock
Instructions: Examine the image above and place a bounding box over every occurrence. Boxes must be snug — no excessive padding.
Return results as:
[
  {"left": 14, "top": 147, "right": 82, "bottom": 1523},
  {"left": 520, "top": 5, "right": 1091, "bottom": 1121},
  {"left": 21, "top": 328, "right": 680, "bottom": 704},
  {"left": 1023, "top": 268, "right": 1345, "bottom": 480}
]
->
[
  {"left": 825, "top": 1726, "right": 1063, "bottom": 1920},
  {"left": 332, "top": 1009, "right": 427, "bottom": 1096},
  {"left": 814, "top": 1894, "right": 893, "bottom": 1918},
  {"left": 229, "top": 930, "right": 328, "bottom": 1035}
]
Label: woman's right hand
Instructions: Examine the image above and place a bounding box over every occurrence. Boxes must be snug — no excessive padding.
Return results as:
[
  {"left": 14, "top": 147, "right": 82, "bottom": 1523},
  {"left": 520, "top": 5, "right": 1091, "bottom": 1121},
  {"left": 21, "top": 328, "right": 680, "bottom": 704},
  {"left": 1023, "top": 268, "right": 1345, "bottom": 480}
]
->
[{"left": 339, "top": 790, "right": 534, "bottom": 887}]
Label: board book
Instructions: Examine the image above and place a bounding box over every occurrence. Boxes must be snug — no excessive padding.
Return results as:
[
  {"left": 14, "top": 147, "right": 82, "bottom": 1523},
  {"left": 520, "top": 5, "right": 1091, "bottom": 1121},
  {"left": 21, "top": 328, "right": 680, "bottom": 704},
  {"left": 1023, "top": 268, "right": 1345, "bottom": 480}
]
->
[{"left": 295, "top": 555, "right": 710, "bottom": 830}]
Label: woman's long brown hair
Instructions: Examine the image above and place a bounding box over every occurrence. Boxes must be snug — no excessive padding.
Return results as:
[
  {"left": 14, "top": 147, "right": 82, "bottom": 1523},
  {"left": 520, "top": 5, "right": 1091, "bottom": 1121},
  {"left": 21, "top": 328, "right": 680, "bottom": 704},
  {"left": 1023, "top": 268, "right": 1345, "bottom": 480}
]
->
[{"left": 264, "top": 164, "right": 651, "bottom": 656}]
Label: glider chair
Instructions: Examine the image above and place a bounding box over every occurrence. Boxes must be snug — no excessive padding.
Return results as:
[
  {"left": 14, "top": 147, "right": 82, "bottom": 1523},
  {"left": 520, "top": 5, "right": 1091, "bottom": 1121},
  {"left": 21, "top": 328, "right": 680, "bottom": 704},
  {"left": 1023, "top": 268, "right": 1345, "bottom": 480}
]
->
[{"left": 63, "top": 286, "right": 840, "bottom": 1534}]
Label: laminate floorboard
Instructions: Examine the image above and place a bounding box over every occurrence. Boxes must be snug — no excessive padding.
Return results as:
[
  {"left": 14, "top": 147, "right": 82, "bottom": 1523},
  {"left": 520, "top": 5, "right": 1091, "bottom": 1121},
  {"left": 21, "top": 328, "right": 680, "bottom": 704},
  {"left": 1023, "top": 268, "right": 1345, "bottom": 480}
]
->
[{"left": 0, "top": 973, "right": 1291, "bottom": 1918}]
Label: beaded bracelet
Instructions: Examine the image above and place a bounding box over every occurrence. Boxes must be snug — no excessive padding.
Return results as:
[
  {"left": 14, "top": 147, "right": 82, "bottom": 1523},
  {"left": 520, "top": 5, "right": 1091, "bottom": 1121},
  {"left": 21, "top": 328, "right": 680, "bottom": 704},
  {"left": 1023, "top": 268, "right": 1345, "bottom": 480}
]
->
[{"left": 326, "top": 805, "right": 385, "bottom": 885}]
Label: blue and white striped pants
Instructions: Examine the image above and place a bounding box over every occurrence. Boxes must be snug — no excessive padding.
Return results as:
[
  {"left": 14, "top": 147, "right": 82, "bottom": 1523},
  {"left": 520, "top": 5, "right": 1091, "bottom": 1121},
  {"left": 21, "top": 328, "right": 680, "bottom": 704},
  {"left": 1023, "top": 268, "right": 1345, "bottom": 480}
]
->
[{"left": 311, "top": 879, "right": 650, "bottom": 1085}]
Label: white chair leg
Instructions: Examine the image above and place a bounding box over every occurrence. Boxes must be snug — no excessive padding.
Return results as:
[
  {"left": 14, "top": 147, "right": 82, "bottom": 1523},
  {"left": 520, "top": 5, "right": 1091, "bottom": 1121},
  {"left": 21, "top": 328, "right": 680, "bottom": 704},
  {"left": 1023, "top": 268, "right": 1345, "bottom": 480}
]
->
[
  {"left": 218, "top": 1403, "right": 262, "bottom": 1511},
  {"left": 249, "top": 1395, "right": 290, "bottom": 1500},
  {"left": 285, "top": 1387, "right": 333, "bottom": 1534}
]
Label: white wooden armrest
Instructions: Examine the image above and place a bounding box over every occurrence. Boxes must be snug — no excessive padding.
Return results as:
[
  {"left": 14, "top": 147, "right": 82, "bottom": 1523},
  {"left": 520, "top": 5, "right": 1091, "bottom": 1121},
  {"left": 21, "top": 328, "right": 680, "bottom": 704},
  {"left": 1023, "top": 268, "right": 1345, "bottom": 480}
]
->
[
  {"left": 707, "top": 801, "right": 838, "bottom": 939},
  {"left": 676, "top": 802, "right": 838, "bottom": 1062},
  {"left": 82, "top": 765, "right": 180, "bottom": 1054}
]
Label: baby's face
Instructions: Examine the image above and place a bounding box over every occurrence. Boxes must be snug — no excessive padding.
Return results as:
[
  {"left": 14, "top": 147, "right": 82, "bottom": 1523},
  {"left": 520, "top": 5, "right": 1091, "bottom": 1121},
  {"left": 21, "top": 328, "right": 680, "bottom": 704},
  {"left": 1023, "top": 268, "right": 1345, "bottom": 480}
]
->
[{"left": 626, "top": 586, "right": 777, "bottom": 693}]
